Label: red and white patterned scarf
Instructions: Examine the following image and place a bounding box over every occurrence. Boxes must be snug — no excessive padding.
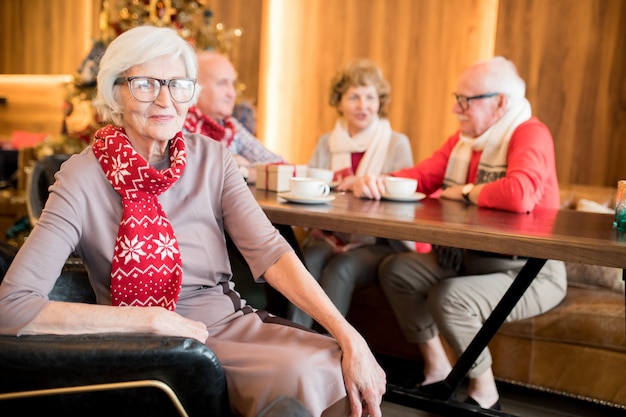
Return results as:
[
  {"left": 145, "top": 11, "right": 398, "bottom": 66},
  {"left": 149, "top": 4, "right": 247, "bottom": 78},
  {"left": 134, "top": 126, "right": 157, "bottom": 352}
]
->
[
  {"left": 93, "top": 125, "right": 186, "bottom": 310},
  {"left": 184, "top": 106, "right": 236, "bottom": 147}
]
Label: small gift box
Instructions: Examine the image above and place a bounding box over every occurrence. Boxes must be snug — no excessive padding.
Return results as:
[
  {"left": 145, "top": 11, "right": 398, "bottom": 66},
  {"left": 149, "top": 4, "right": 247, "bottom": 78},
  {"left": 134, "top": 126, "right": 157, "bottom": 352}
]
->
[{"left": 256, "top": 163, "right": 308, "bottom": 192}]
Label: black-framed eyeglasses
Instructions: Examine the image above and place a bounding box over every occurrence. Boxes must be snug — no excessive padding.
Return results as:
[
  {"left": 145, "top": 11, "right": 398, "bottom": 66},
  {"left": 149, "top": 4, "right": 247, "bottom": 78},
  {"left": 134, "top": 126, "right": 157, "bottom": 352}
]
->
[
  {"left": 453, "top": 92, "right": 500, "bottom": 111},
  {"left": 114, "top": 76, "right": 196, "bottom": 103}
]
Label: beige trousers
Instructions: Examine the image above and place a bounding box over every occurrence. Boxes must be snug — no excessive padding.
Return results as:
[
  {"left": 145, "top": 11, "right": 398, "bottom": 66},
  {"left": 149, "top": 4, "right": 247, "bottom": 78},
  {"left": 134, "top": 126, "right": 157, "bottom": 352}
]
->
[{"left": 378, "top": 251, "right": 567, "bottom": 378}]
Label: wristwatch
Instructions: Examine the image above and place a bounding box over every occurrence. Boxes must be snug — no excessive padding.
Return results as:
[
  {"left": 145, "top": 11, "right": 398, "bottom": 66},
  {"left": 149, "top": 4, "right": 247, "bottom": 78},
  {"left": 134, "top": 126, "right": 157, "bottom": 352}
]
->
[{"left": 462, "top": 183, "right": 475, "bottom": 203}]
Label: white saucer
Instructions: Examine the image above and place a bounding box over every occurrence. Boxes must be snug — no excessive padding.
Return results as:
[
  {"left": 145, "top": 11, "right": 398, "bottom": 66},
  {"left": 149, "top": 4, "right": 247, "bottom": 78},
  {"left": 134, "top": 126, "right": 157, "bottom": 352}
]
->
[
  {"left": 382, "top": 192, "right": 426, "bottom": 202},
  {"left": 278, "top": 192, "right": 336, "bottom": 205}
]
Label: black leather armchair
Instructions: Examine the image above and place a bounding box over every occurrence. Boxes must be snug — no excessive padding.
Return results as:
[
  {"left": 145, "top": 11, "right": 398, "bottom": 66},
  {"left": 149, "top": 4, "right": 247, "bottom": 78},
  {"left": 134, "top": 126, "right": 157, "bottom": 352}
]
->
[{"left": 0, "top": 241, "right": 231, "bottom": 417}]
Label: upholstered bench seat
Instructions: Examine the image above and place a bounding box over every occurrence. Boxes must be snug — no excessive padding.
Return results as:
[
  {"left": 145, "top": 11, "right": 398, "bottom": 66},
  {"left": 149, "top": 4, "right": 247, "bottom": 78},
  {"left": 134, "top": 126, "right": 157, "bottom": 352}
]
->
[{"left": 497, "top": 286, "right": 624, "bottom": 350}]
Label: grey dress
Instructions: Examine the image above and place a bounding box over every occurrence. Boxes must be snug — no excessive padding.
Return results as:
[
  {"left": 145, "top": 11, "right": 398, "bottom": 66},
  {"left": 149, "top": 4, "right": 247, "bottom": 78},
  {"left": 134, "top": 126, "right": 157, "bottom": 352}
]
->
[{"left": 0, "top": 133, "right": 347, "bottom": 417}]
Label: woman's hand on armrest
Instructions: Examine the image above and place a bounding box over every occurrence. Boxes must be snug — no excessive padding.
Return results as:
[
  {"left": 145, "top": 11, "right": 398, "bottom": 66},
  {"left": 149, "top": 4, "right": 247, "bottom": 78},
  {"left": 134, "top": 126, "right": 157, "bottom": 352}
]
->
[{"left": 18, "top": 301, "right": 209, "bottom": 343}]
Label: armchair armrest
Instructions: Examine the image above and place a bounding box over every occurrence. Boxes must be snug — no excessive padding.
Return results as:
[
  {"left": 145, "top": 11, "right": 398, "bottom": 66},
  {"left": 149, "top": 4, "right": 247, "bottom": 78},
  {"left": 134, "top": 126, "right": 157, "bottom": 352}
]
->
[{"left": 0, "top": 333, "right": 231, "bottom": 417}]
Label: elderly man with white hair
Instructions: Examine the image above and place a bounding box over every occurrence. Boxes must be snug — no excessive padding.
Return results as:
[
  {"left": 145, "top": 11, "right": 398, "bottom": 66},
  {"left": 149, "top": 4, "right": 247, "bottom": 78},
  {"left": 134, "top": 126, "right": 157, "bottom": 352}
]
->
[{"left": 353, "top": 56, "right": 567, "bottom": 411}]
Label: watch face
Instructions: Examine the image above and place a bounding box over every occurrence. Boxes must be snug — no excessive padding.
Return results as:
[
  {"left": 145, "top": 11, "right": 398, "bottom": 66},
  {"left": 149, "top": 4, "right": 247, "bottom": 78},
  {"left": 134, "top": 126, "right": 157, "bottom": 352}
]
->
[
  {"left": 463, "top": 184, "right": 474, "bottom": 195},
  {"left": 239, "top": 166, "right": 249, "bottom": 179}
]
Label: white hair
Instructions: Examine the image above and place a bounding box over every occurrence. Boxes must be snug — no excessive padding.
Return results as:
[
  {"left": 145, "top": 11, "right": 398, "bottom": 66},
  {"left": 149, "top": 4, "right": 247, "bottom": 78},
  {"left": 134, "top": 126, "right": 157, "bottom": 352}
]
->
[
  {"left": 93, "top": 25, "right": 198, "bottom": 125},
  {"left": 481, "top": 56, "right": 526, "bottom": 108}
]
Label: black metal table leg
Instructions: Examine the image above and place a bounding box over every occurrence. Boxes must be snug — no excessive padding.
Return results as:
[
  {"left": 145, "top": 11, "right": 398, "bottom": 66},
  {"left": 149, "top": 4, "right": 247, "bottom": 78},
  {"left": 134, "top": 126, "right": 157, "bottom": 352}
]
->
[{"left": 387, "top": 257, "right": 548, "bottom": 417}]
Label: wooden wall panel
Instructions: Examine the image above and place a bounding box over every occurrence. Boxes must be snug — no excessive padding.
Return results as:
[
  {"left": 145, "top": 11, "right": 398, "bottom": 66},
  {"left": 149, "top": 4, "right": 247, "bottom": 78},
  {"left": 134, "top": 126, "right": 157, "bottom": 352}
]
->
[
  {"left": 0, "top": 0, "right": 97, "bottom": 74},
  {"left": 258, "top": 0, "right": 498, "bottom": 165},
  {"left": 0, "top": 0, "right": 624, "bottom": 188},
  {"left": 495, "top": 0, "right": 626, "bottom": 187},
  {"left": 210, "top": 0, "right": 263, "bottom": 105}
]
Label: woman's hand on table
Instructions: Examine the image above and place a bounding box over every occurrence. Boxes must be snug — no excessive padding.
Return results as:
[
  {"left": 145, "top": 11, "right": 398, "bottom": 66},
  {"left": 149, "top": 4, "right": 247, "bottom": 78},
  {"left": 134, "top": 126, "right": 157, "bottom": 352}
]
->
[
  {"left": 352, "top": 174, "right": 386, "bottom": 200},
  {"left": 336, "top": 175, "right": 357, "bottom": 192}
]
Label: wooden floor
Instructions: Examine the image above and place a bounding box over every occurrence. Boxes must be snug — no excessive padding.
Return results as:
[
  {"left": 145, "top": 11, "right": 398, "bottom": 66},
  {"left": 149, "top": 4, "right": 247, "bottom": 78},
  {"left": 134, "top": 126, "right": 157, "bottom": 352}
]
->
[
  {"left": 379, "top": 381, "right": 625, "bottom": 417},
  {"left": 376, "top": 354, "right": 624, "bottom": 417}
]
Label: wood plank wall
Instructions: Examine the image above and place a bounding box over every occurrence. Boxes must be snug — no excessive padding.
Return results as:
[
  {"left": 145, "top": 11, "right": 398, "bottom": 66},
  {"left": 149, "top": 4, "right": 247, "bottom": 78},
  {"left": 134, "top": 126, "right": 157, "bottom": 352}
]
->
[
  {"left": 256, "top": 0, "right": 498, "bottom": 171},
  {"left": 0, "top": 0, "right": 99, "bottom": 75},
  {"left": 0, "top": 0, "right": 624, "bottom": 188},
  {"left": 210, "top": 0, "right": 263, "bottom": 107},
  {"left": 495, "top": 0, "right": 626, "bottom": 187}
]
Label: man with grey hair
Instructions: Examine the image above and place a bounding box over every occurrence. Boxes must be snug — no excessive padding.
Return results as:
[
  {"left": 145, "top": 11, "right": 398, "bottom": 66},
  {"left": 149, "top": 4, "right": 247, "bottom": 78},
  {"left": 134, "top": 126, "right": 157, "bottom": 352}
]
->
[{"left": 352, "top": 56, "right": 566, "bottom": 411}]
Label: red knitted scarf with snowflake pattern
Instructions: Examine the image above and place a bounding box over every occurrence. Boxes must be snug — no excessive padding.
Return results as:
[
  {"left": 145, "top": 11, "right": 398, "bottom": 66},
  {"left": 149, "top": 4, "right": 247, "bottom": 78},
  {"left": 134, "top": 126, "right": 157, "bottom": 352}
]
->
[
  {"left": 184, "top": 106, "right": 236, "bottom": 147},
  {"left": 92, "top": 125, "right": 186, "bottom": 310}
]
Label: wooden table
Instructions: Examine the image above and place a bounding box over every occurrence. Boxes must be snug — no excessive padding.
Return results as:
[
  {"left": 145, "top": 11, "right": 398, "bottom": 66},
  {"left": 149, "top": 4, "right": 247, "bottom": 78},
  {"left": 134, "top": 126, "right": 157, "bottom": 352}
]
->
[
  {"left": 251, "top": 186, "right": 626, "bottom": 416},
  {"left": 252, "top": 187, "right": 626, "bottom": 267}
]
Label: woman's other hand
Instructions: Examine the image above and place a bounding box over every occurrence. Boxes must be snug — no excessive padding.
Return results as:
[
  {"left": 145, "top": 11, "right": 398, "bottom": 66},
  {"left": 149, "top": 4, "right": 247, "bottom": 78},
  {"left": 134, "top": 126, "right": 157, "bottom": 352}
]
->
[
  {"left": 339, "top": 331, "right": 387, "bottom": 417},
  {"left": 336, "top": 174, "right": 357, "bottom": 192},
  {"left": 352, "top": 174, "right": 385, "bottom": 200}
]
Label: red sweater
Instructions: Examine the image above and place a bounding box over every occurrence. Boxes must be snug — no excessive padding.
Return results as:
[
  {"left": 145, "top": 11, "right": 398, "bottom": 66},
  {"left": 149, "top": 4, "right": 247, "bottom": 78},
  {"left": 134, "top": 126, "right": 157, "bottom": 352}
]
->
[{"left": 392, "top": 117, "right": 560, "bottom": 213}]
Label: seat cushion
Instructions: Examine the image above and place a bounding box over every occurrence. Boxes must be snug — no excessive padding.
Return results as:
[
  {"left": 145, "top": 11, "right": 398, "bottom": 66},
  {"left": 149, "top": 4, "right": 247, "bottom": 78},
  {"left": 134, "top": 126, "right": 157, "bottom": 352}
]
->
[{"left": 497, "top": 286, "right": 625, "bottom": 352}]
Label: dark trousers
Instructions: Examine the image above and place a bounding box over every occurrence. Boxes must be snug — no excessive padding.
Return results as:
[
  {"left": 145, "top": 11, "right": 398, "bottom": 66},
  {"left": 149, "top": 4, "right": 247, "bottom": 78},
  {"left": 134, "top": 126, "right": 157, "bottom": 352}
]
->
[{"left": 226, "top": 224, "right": 300, "bottom": 317}]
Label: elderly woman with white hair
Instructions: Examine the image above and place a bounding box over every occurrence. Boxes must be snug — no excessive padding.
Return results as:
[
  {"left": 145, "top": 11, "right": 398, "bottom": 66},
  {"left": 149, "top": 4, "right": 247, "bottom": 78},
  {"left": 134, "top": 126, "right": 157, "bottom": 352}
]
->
[
  {"left": 0, "top": 25, "right": 386, "bottom": 417},
  {"left": 353, "top": 56, "right": 567, "bottom": 412}
]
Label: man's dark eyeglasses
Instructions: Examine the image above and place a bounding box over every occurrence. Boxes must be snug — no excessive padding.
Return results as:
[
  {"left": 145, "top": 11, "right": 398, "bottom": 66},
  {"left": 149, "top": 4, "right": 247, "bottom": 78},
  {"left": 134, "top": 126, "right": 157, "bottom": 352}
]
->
[
  {"left": 453, "top": 92, "right": 500, "bottom": 111},
  {"left": 114, "top": 76, "right": 196, "bottom": 103}
]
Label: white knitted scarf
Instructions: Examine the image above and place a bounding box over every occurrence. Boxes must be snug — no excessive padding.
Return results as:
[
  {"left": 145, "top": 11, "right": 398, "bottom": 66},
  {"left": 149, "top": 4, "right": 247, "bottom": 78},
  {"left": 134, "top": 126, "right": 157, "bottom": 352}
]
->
[
  {"left": 443, "top": 98, "right": 532, "bottom": 187},
  {"left": 328, "top": 116, "right": 392, "bottom": 175}
]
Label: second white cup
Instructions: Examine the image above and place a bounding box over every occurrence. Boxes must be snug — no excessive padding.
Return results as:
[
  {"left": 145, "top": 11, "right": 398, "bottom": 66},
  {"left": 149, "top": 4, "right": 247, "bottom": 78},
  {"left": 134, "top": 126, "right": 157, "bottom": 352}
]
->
[
  {"left": 307, "top": 167, "right": 334, "bottom": 184},
  {"left": 289, "top": 177, "right": 330, "bottom": 198},
  {"left": 384, "top": 177, "right": 418, "bottom": 197}
]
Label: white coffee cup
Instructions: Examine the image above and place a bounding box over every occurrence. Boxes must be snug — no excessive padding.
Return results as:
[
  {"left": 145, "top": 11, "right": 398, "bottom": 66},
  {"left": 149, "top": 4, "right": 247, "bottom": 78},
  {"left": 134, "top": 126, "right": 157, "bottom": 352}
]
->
[
  {"left": 307, "top": 167, "right": 334, "bottom": 184},
  {"left": 289, "top": 177, "right": 331, "bottom": 198},
  {"left": 384, "top": 177, "right": 418, "bottom": 197}
]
